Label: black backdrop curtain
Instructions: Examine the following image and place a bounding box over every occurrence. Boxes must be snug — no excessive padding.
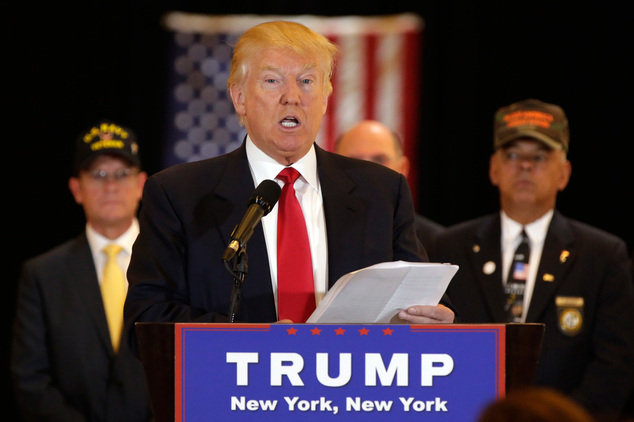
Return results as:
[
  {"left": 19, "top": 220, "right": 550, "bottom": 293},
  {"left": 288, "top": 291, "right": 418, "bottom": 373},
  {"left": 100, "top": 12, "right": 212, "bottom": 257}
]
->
[{"left": 5, "top": 1, "right": 633, "bottom": 419}]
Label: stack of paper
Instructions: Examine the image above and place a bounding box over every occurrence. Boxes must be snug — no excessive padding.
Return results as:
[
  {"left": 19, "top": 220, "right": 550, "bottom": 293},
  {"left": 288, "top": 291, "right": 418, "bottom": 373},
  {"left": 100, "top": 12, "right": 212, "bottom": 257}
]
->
[{"left": 307, "top": 261, "right": 458, "bottom": 324}]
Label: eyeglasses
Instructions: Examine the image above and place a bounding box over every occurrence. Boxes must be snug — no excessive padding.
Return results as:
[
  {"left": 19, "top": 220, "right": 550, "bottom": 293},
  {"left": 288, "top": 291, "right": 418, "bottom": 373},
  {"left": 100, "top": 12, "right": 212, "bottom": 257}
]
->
[
  {"left": 88, "top": 167, "right": 137, "bottom": 183},
  {"left": 500, "top": 151, "right": 552, "bottom": 166}
]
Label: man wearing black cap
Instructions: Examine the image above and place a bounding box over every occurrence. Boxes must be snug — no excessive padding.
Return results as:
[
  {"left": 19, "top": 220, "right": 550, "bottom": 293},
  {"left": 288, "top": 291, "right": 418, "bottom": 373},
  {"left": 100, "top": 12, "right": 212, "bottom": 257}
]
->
[
  {"left": 10, "top": 121, "right": 152, "bottom": 421},
  {"left": 428, "top": 99, "right": 634, "bottom": 419}
]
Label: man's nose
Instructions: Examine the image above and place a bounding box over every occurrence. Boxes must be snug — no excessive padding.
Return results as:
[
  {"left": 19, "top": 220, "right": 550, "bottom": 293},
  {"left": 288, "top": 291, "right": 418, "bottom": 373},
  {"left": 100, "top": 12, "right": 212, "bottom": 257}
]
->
[{"left": 280, "top": 82, "right": 301, "bottom": 104}]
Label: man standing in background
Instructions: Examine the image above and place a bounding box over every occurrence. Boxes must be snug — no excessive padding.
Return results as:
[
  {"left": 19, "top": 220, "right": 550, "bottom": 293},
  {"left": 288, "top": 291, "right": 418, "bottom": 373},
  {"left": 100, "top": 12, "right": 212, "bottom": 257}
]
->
[
  {"left": 429, "top": 99, "right": 634, "bottom": 420},
  {"left": 336, "top": 119, "right": 445, "bottom": 251},
  {"left": 11, "top": 121, "right": 152, "bottom": 422}
]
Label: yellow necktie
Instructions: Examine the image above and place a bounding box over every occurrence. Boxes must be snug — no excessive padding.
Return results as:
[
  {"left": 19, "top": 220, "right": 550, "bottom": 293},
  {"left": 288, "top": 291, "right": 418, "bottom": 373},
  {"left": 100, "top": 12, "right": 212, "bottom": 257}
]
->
[{"left": 101, "top": 244, "right": 126, "bottom": 352}]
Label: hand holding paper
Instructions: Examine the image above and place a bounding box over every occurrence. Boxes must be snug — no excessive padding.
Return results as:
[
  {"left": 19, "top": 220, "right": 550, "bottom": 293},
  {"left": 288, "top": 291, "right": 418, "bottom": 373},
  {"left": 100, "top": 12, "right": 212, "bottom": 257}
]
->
[{"left": 307, "top": 261, "right": 458, "bottom": 324}]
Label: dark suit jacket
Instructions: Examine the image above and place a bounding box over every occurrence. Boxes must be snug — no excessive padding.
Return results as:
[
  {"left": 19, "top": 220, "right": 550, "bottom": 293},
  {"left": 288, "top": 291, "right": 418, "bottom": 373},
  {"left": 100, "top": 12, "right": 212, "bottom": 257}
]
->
[
  {"left": 124, "top": 143, "right": 434, "bottom": 349},
  {"left": 429, "top": 211, "right": 634, "bottom": 416},
  {"left": 415, "top": 213, "right": 445, "bottom": 252},
  {"left": 11, "top": 234, "right": 152, "bottom": 422}
]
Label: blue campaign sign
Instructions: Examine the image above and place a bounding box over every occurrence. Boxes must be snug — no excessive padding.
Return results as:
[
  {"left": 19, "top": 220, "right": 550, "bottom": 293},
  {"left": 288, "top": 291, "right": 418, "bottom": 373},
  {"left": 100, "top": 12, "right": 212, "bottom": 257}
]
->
[{"left": 175, "top": 324, "right": 505, "bottom": 421}]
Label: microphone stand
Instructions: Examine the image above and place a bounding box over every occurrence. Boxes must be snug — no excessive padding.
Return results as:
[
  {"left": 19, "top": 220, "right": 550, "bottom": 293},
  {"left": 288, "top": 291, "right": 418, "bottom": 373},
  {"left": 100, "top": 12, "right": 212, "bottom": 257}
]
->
[{"left": 226, "top": 248, "right": 248, "bottom": 323}]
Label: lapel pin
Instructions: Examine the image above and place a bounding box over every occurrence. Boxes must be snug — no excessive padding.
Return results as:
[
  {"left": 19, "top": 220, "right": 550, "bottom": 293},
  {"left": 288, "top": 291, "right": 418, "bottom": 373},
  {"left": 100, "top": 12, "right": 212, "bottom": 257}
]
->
[
  {"left": 483, "top": 261, "right": 496, "bottom": 275},
  {"left": 560, "top": 250, "right": 570, "bottom": 263},
  {"left": 543, "top": 273, "right": 555, "bottom": 282}
]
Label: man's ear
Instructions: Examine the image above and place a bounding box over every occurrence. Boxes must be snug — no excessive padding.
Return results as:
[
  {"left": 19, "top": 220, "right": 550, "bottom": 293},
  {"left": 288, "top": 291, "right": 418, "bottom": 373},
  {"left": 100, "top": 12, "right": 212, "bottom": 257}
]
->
[
  {"left": 558, "top": 160, "right": 572, "bottom": 191},
  {"left": 398, "top": 155, "right": 410, "bottom": 178},
  {"left": 321, "top": 90, "right": 329, "bottom": 116},
  {"left": 68, "top": 177, "right": 83, "bottom": 205},
  {"left": 135, "top": 171, "right": 148, "bottom": 200},
  {"left": 489, "top": 153, "right": 500, "bottom": 186},
  {"left": 230, "top": 84, "right": 246, "bottom": 117}
]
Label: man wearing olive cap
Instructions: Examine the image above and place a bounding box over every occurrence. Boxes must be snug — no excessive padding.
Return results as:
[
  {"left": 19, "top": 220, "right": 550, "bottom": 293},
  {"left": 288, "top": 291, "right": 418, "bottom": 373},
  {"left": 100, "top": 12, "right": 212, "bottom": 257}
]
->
[{"left": 428, "top": 99, "right": 634, "bottom": 419}]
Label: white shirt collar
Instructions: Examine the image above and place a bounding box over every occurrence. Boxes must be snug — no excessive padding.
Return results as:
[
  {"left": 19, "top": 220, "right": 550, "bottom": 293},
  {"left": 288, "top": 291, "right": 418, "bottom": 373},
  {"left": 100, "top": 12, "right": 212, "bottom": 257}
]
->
[
  {"left": 245, "top": 135, "right": 318, "bottom": 191},
  {"left": 501, "top": 209, "right": 553, "bottom": 246},
  {"left": 86, "top": 219, "right": 140, "bottom": 256}
]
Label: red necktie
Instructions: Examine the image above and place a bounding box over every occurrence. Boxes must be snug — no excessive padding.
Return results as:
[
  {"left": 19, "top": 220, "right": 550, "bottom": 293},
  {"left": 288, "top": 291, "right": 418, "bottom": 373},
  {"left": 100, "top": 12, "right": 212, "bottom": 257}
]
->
[{"left": 276, "top": 167, "right": 315, "bottom": 322}]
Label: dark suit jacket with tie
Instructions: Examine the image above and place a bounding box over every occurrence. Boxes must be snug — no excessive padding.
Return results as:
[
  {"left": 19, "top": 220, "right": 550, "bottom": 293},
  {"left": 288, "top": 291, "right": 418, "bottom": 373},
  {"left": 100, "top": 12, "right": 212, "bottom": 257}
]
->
[
  {"left": 11, "top": 233, "right": 152, "bottom": 422},
  {"left": 428, "top": 211, "right": 634, "bottom": 416},
  {"left": 124, "top": 143, "right": 433, "bottom": 349}
]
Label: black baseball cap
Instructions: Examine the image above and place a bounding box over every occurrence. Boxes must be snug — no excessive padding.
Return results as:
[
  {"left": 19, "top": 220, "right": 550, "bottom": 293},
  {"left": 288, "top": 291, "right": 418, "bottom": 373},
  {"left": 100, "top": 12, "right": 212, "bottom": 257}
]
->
[{"left": 73, "top": 120, "right": 141, "bottom": 174}]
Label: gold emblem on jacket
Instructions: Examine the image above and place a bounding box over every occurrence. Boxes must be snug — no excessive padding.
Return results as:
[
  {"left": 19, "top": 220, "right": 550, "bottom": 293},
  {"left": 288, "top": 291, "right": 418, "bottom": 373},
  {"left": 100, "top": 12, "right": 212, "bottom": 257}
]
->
[{"left": 556, "top": 296, "right": 583, "bottom": 336}]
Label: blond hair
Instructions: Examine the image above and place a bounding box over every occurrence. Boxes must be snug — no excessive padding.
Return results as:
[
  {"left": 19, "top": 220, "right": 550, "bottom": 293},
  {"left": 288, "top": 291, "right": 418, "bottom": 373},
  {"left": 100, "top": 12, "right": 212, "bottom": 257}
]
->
[{"left": 227, "top": 21, "right": 339, "bottom": 96}]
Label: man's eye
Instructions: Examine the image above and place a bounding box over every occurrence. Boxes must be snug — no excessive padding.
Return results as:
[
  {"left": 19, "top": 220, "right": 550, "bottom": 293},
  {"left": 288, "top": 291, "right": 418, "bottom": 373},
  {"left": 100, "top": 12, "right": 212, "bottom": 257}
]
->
[{"left": 371, "top": 155, "right": 390, "bottom": 165}]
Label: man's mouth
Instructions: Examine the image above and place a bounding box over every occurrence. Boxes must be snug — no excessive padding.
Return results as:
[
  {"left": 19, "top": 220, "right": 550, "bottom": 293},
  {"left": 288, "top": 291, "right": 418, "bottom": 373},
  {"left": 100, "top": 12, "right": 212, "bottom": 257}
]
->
[{"left": 280, "top": 117, "right": 299, "bottom": 128}]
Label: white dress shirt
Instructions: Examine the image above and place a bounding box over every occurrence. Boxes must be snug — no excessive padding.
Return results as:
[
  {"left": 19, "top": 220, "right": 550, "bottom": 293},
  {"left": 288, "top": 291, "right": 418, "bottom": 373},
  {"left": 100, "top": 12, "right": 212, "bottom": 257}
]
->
[
  {"left": 245, "top": 136, "right": 328, "bottom": 315},
  {"left": 86, "top": 219, "right": 140, "bottom": 287},
  {"left": 500, "top": 209, "right": 553, "bottom": 322}
]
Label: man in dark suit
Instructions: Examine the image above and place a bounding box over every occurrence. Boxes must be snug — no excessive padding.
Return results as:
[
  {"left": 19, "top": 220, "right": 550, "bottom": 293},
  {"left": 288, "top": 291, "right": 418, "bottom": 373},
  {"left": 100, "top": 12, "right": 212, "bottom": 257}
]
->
[
  {"left": 335, "top": 119, "right": 446, "bottom": 250},
  {"left": 124, "top": 21, "right": 454, "bottom": 351},
  {"left": 429, "top": 99, "right": 634, "bottom": 419},
  {"left": 11, "top": 121, "right": 152, "bottom": 422}
]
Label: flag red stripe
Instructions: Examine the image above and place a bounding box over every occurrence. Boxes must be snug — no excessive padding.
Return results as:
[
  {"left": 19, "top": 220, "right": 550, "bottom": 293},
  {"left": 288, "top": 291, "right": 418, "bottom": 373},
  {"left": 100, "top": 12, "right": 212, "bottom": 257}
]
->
[
  {"left": 402, "top": 30, "right": 421, "bottom": 206},
  {"left": 364, "top": 34, "right": 378, "bottom": 120}
]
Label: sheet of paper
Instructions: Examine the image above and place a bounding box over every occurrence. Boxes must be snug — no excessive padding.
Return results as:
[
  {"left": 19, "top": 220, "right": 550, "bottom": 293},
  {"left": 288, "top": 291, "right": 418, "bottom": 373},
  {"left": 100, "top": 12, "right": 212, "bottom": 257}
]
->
[{"left": 306, "top": 261, "right": 458, "bottom": 324}]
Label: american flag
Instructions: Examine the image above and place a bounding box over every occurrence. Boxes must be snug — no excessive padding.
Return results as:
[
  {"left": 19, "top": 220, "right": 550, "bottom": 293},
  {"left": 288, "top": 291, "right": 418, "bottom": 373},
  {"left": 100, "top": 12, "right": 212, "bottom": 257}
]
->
[
  {"left": 161, "top": 13, "right": 424, "bottom": 193},
  {"left": 512, "top": 262, "right": 529, "bottom": 281}
]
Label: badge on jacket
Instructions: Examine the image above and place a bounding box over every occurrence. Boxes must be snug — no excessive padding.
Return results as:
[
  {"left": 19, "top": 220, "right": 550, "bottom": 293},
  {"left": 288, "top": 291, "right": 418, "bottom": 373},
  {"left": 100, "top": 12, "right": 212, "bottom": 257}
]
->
[{"left": 556, "top": 296, "right": 583, "bottom": 336}]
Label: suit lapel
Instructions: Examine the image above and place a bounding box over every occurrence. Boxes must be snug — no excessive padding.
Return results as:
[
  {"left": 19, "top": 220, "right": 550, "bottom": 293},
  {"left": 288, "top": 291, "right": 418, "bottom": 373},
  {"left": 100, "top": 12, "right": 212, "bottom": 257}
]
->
[
  {"left": 213, "top": 144, "right": 276, "bottom": 320},
  {"left": 66, "top": 234, "right": 113, "bottom": 352},
  {"left": 525, "top": 211, "right": 575, "bottom": 322},
  {"left": 213, "top": 145, "right": 258, "bottom": 248},
  {"left": 315, "top": 146, "right": 367, "bottom": 288},
  {"left": 471, "top": 215, "right": 508, "bottom": 321}
]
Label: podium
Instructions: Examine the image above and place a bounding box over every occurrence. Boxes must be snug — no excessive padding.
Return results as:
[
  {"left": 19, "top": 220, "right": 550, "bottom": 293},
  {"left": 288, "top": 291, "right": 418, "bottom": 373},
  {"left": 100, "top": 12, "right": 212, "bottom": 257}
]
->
[{"left": 136, "top": 323, "right": 543, "bottom": 421}]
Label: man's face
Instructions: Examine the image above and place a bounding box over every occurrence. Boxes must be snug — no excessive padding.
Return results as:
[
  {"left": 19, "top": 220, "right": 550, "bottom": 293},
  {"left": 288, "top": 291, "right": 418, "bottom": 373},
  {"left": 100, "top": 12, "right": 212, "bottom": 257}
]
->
[
  {"left": 230, "top": 48, "right": 329, "bottom": 165},
  {"left": 489, "top": 138, "right": 571, "bottom": 212},
  {"left": 69, "top": 155, "right": 146, "bottom": 231},
  {"left": 335, "top": 123, "right": 409, "bottom": 175}
]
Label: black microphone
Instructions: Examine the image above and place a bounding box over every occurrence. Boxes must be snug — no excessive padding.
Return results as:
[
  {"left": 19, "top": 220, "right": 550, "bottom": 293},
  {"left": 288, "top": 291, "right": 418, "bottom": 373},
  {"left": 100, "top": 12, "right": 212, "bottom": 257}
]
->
[{"left": 222, "top": 180, "right": 282, "bottom": 262}]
